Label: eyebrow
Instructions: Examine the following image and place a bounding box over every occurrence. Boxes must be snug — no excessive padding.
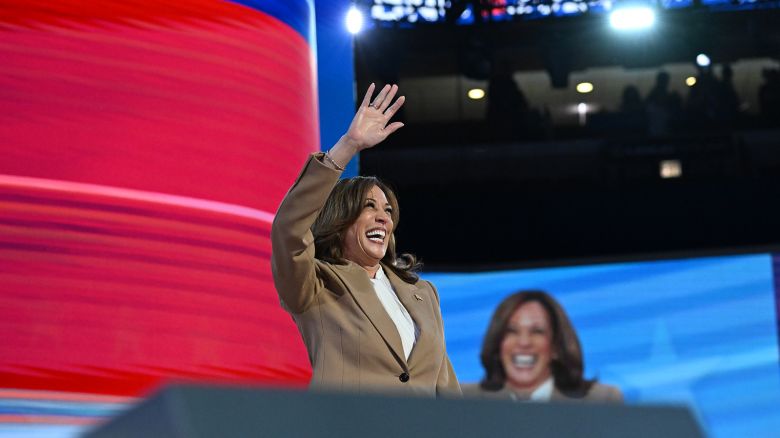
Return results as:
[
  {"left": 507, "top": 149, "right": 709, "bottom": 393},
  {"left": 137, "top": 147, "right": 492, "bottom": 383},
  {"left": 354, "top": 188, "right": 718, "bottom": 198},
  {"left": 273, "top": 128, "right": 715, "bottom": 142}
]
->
[
  {"left": 508, "top": 321, "right": 549, "bottom": 328},
  {"left": 365, "top": 197, "right": 392, "bottom": 207}
]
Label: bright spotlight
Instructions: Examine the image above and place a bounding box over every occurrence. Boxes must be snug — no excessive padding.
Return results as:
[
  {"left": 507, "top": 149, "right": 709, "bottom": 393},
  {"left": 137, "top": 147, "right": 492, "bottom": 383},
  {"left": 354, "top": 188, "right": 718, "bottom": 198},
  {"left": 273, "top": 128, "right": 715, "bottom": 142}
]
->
[
  {"left": 577, "top": 102, "right": 588, "bottom": 126},
  {"left": 695, "top": 53, "right": 711, "bottom": 68},
  {"left": 609, "top": 7, "right": 655, "bottom": 31},
  {"left": 685, "top": 76, "right": 697, "bottom": 87},
  {"left": 346, "top": 6, "right": 363, "bottom": 35},
  {"left": 576, "top": 82, "right": 594, "bottom": 93},
  {"left": 467, "top": 88, "right": 485, "bottom": 100}
]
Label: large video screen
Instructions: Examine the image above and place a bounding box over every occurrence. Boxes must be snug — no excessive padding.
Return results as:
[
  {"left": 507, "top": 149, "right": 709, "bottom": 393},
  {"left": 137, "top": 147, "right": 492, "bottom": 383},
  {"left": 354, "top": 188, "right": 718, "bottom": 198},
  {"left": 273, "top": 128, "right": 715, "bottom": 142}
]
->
[
  {"left": 427, "top": 252, "right": 780, "bottom": 438},
  {"left": 0, "top": 0, "right": 317, "bottom": 398},
  {"left": 368, "top": 0, "right": 776, "bottom": 25}
]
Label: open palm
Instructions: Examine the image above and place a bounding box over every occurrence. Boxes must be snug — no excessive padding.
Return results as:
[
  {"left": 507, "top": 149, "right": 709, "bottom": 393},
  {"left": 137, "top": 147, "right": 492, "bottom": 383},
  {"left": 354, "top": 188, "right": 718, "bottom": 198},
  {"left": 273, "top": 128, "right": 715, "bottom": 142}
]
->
[{"left": 345, "top": 83, "right": 406, "bottom": 151}]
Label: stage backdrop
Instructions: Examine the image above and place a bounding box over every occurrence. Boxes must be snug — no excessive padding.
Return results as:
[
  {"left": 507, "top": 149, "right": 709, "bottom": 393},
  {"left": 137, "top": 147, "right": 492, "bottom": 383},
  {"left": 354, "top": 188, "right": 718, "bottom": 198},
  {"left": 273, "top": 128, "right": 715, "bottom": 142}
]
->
[
  {"left": 428, "top": 252, "right": 780, "bottom": 438},
  {"left": 0, "top": 0, "right": 319, "bottom": 397}
]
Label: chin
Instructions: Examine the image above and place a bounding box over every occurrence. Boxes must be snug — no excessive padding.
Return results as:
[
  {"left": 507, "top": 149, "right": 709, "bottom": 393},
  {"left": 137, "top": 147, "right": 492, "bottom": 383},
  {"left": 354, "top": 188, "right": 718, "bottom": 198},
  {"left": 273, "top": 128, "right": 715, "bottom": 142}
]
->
[
  {"left": 368, "top": 248, "right": 388, "bottom": 261},
  {"left": 370, "top": 254, "right": 386, "bottom": 263},
  {"left": 506, "top": 369, "right": 547, "bottom": 387}
]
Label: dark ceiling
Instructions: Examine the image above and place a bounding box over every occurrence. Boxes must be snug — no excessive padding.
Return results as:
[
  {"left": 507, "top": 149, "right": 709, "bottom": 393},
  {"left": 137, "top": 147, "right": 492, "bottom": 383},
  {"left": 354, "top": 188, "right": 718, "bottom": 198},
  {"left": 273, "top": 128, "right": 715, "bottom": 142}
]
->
[
  {"left": 355, "top": 7, "right": 780, "bottom": 82},
  {"left": 352, "top": 7, "right": 780, "bottom": 270}
]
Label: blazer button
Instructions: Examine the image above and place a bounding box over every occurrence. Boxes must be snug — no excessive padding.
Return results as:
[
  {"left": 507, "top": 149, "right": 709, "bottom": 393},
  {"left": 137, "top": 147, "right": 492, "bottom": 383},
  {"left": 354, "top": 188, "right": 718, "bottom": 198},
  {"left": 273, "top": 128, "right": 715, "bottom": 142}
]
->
[{"left": 399, "top": 372, "right": 410, "bottom": 383}]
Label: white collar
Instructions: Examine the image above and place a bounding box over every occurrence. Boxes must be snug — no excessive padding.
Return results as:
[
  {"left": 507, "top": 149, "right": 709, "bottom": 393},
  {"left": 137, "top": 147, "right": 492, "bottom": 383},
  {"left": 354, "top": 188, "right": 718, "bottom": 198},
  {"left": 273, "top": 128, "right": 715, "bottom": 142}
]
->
[
  {"left": 371, "top": 265, "right": 386, "bottom": 282},
  {"left": 509, "top": 377, "right": 555, "bottom": 402},
  {"left": 530, "top": 377, "right": 554, "bottom": 401}
]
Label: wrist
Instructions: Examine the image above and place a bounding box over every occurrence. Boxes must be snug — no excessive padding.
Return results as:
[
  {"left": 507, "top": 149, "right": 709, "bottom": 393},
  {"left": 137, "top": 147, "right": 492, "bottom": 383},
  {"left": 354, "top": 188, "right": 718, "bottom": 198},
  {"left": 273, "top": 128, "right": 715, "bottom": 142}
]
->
[
  {"left": 323, "top": 149, "right": 345, "bottom": 171},
  {"left": 336, "top": 134, "right": 362, "bottom": 154}
]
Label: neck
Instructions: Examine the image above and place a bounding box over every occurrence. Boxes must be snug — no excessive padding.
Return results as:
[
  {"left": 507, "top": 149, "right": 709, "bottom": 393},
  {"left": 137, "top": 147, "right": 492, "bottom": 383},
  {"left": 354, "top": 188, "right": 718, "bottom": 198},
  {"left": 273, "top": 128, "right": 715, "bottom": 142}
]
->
[
  {"left": 505, "top": 378, "right": 548, "bottom": 397},
  {"left": 362, "top": 263, "right": 381, "bottom": 279},
  {"left": 342, "top": 249, "right": 382, "bottom": 278}
]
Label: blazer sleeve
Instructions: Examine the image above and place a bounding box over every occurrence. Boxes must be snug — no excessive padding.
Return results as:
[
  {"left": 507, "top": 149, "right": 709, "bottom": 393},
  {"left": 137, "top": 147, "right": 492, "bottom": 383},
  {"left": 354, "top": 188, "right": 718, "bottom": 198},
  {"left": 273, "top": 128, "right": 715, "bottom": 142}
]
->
[
  {"left": 585, "top": 383, "right": 624, "bottom": 403},
  {"left": 605, "top": 385, "right": 624, "bottom": 403},
  {"left": 436, "top": 355, "right": 462, "bottom": 397},
  {"left": 429, "top": 281, "right": 462, "bottom": 397},
  {"left": 271, "top": 153, "right": 342, "bottom": 314}
]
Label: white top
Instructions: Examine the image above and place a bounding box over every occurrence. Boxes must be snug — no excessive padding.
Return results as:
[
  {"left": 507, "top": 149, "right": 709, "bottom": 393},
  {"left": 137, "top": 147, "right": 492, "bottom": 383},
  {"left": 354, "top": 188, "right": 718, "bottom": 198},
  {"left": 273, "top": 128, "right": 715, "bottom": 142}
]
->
[
  {"left": 370, "top": 267, "right": 419, "bottom": 360},
  {"left": 530, "top": 377, "right": 555, "bottom": 401},
  {"left": 509, "top": 377, "right": 555, "bottom": 402}
]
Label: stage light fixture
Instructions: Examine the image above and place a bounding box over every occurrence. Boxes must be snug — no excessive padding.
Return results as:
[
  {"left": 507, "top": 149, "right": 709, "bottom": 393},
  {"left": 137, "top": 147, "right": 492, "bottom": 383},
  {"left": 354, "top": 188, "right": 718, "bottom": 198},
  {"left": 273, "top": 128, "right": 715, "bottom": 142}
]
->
[
  {"left": 685, "top": 76, "right": 697, "bottom": 86},
  {"left": 696, "top": 53, "right": 711, "bottom": 67},
  {"left": 577, "top": 102, "right": 588, "bottom": 126},
  {"left": 576, "top": 82, "right": 594, "bottom": 93},
  {"left": 467, "top": 88, "right": 485, "bottom": 100},
  {"left": 609, "top": 7, "right": 655, "bottom": 31},
  {"left": 346, "top": 6, "right": 363, "bottom": 34},
  {"left": 660, "top": 159, "right": 682, "bottom": 179}
]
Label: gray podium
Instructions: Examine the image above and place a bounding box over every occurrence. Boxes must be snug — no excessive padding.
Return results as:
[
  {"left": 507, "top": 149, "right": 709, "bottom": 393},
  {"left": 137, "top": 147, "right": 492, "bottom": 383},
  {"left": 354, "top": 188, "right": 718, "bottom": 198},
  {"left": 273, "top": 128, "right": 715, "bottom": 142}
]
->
[{"left": 84, "top": 385, "right": 704, "bottom": 438}]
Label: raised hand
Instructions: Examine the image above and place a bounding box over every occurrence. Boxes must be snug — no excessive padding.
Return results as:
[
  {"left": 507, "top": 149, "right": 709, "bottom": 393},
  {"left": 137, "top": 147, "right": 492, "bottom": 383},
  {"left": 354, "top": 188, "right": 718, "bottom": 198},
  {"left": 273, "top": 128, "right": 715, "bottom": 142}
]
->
[
  {"left": 325, "top": 84, "right": 405, "bottom": 170},
  {"left": 345, "top": 83, "right": 405, "bottom": 151}
]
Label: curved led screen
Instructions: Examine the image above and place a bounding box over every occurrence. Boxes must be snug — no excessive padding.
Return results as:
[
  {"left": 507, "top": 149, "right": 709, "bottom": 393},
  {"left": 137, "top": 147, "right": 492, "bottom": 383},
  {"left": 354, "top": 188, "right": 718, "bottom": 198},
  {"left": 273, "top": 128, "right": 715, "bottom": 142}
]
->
[{"left": 0, "top": 0, "right": 317, "bottom": 396}]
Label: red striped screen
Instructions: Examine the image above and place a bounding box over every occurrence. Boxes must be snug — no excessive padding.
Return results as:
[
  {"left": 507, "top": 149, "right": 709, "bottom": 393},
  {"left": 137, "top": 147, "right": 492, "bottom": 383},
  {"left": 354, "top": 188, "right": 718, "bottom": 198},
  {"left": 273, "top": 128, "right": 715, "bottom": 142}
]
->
[{"left": 0, "top": 0, "right": 317, "bottom": 396}]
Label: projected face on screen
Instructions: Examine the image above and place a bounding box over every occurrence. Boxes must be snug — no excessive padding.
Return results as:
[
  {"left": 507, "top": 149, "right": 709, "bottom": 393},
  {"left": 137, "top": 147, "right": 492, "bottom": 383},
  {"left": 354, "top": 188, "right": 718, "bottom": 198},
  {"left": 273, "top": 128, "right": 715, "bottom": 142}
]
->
[
  {"left": 425, "top": 252, "right": 780, "bottom": 438},
  {"left": 500, "top": 301, "right": 555, "bottom": 393}
]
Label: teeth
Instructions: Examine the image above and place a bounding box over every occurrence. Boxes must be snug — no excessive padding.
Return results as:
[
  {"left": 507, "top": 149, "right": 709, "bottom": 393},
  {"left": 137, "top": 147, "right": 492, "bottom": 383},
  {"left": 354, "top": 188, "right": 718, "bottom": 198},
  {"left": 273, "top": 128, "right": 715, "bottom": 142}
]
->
[
  {"left": 512, "top": 355, "right": 536, "bottom": 368},
  {"left": 366, "top": 229, "right": 386, "bottom": 243}
]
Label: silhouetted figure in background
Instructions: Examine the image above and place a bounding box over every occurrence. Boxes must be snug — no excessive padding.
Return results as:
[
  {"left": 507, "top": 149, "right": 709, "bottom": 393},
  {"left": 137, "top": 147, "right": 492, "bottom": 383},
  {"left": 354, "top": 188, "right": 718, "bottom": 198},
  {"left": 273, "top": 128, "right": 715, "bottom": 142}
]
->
[
  {"left": 716, "top": 64, "right": 740, "bottom": 125},
  {"left": 618, "top": 85, "right": 646, "bottom": 134},
  {"left": 486, "top": 59, "right": 529, "bottom": 141},
  {"left": 687, "top": 65, "right": 720, "bottom": 128},
  {"left": 758, "top": 68, "right": 780, "bottom": 125},
  {"left": 645, "top": 71, "right": 682, "bottom": 137},
  {"left": 620, "top": 85, "right": 644, "bottom": 113}
]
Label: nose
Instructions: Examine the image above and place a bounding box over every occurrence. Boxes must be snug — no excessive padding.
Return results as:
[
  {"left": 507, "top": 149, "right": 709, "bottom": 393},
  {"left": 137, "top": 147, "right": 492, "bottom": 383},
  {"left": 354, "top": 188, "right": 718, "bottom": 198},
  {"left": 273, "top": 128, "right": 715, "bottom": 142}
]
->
[
  {"left": 517, "top": 331, "right": 532, "bottom": 347},
  {"left": 376, "top": 209, "right": 390, "bottom": 224}
]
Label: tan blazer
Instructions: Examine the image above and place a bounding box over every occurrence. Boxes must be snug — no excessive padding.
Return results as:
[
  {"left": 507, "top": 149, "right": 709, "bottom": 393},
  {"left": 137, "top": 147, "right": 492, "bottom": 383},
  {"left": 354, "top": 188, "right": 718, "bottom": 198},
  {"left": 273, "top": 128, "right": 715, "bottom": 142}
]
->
[
  {"left": 271, "top": 154, "right": 461, "bottom": 397},
  {"left": 461, "top": 382, "right": 623, "bottom": 403}
]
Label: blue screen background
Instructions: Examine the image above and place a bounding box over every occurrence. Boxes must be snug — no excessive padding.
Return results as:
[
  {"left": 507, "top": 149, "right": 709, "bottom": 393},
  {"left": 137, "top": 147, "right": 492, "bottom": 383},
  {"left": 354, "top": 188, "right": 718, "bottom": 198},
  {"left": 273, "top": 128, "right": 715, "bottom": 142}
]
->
[{"left": 425, "top": 253, "right": 780, "bottom": 438}]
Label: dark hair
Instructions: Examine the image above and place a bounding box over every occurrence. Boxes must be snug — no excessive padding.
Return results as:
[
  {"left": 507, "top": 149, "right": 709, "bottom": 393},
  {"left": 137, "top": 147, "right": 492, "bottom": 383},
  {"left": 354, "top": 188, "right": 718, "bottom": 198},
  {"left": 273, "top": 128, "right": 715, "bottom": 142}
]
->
[
  {"left": 311, "top": 175, "right": 421, "bottom": 283},
  {"left": 479, "top": 290, "right": 595, "bottom": 396}
]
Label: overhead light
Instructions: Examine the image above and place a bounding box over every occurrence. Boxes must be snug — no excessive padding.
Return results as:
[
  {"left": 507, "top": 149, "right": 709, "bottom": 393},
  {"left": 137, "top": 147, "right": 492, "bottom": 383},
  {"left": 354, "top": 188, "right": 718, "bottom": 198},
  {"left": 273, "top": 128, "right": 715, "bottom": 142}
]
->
[
  {"left": 346, "top": 6, "right": 363, "bottom": 34},
  {"left": 576, "top": 82, "right": 594, "bottom": 93},
  {"left": 660, "top": 160, "right": 682, "bottom": 179},
  {"left": 696, "top": 53, "right": 711, "bottom": 68},
  {"left": 467, "top": 88, "right": 485, "bottom": 100},
  {"left": 685, "top": 76, "right": 697, "bottom": 86},
  {"left": 577, "top": 102, "right": 588, "bottom": 126},
  {"left": 609, "top": 7, "right": 655, "bottom": 31}
]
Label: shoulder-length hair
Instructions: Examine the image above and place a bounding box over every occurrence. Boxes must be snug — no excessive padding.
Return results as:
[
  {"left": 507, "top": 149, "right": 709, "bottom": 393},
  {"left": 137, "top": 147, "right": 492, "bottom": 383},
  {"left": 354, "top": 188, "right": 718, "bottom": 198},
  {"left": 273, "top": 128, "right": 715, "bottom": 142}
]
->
[
  {"left": 311, "top": 175, "right": 421, "bottom": 283},
  {"left": 479, "top": 290, "right": 595, "bottom": 396}
]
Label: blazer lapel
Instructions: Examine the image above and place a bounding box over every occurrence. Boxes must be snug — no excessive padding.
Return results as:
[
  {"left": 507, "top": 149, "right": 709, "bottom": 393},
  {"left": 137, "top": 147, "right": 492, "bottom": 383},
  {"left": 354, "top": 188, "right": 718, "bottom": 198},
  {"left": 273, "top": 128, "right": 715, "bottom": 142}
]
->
[
  {"left": 495, "top": 386, "right": 516, "bottom": 400},
  {"left": 551, "top": 387, "right": 569, "bottom": 401},
  {"left": 383, "top": 265, "right": 432, "bottom": 369},
  {"left": 332, "top": 262, "right": 407, "bottom": 367}
]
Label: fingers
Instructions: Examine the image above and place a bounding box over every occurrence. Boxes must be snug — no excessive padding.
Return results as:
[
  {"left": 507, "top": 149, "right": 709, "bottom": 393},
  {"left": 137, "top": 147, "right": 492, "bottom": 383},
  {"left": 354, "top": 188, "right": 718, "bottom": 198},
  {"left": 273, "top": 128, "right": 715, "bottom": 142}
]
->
[
  {"left": 383, "top": 95, "right": 405, "bottom": 119},
  {"left": 378, "top": 84, "right": 398, "bottom": 112},
  {"left": 360, "top": 83, "right": 375, "bottom": 109},
  {"left": 384, "top": 121, "right": 405, "bottom": 136},
  {"left": 370, "top": 84, "right": 392, "bottom": 109}
]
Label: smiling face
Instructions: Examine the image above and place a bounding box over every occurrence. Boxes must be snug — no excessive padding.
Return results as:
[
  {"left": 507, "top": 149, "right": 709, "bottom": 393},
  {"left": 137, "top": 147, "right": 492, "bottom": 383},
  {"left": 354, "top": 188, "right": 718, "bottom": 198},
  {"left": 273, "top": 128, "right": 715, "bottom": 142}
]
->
[
  {"left": 342, "top": 185, "right": 394, "bottom": 273},
  {"left": 500, "top": 301, "right": 555, "bottom": 394}
]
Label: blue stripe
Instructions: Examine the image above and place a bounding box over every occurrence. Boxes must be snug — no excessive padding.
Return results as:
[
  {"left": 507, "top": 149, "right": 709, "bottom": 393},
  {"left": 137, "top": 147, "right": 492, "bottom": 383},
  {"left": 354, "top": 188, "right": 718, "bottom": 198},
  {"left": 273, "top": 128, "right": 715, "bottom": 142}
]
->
[
  {"left": 773, "top": 254, "right": 780, "bottom": 362},
  {"left": 227, "top": 0, "right": 315, "bottom": 44},
  {"left": 0, "top": 400, "right": 127, "bottom": 418}
]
